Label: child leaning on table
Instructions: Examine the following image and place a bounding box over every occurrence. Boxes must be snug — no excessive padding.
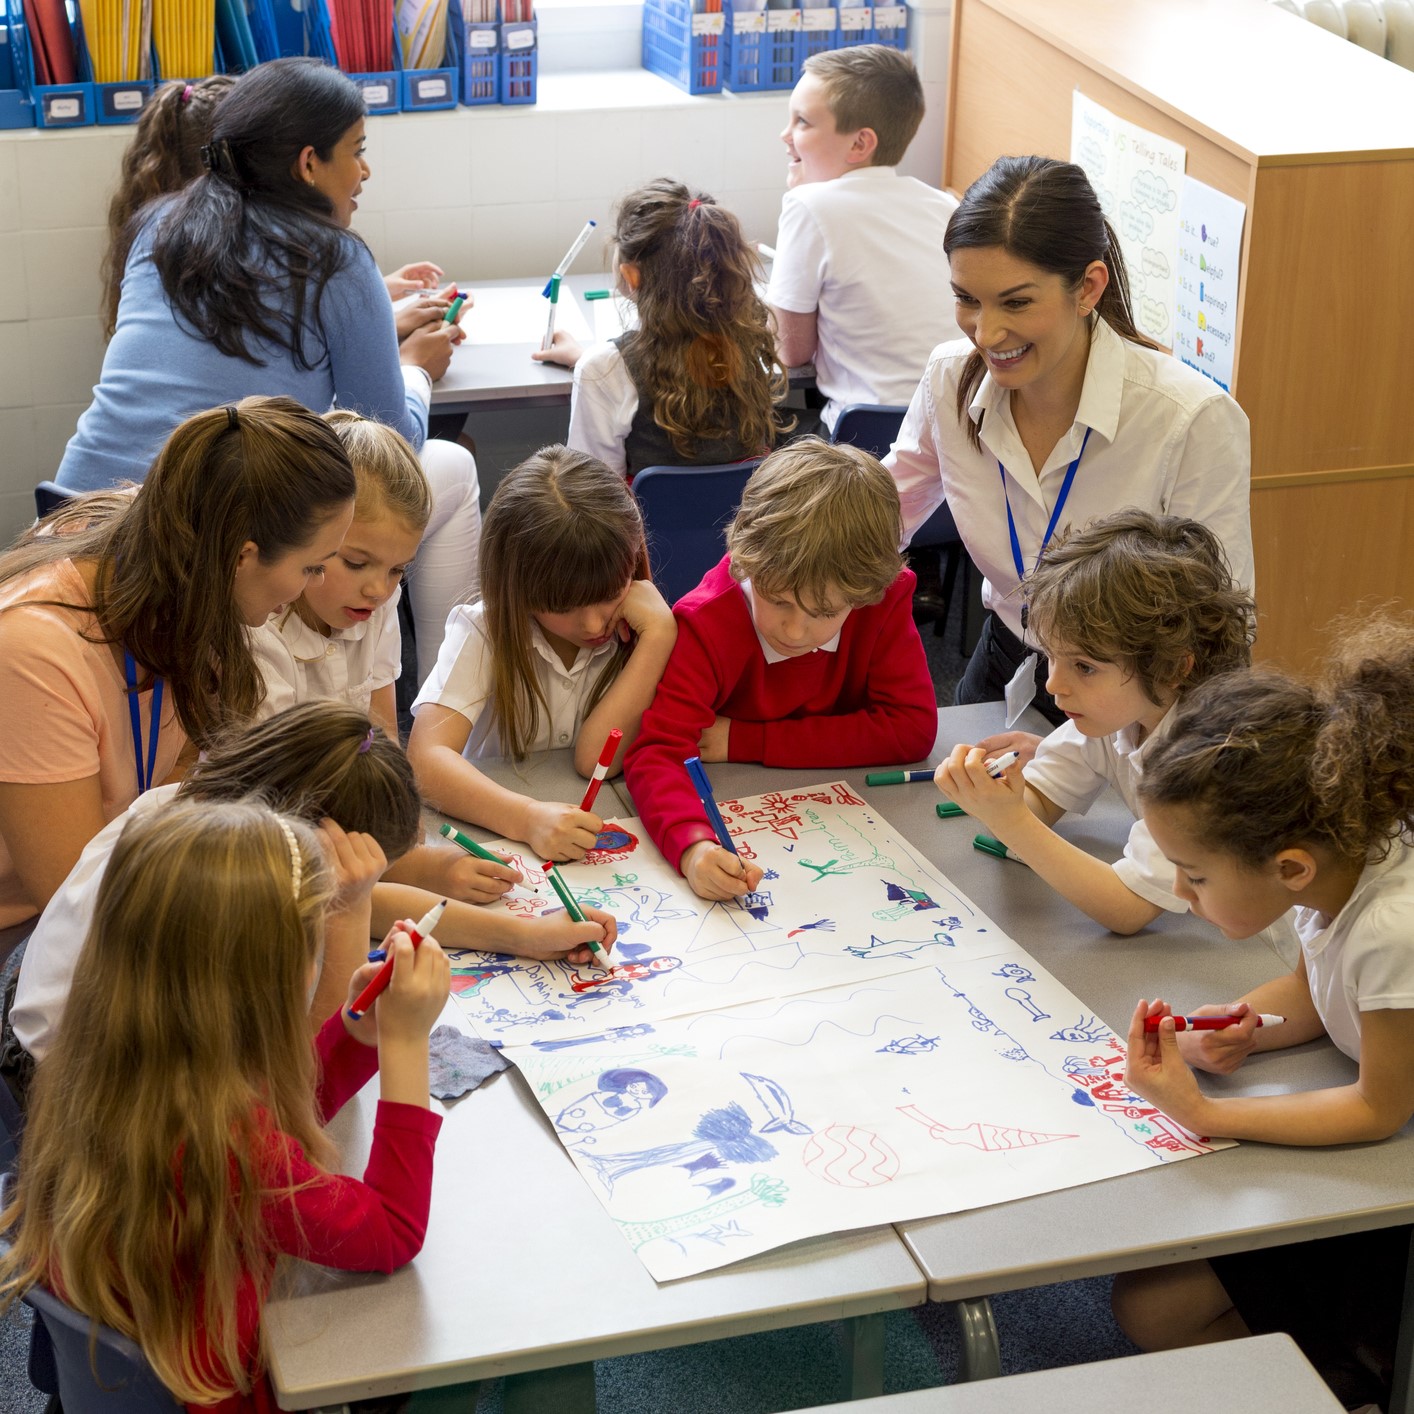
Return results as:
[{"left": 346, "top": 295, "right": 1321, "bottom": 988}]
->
[
  {"left": 0, "top": 799, "right": 451, "bottom": 1413},
  {"left": 935, "top": 510, "right": 1260, "bottom": 937},
  {"left": 1110, "top": 616, "right": 1414, "bottom": 1414},
  {"left": 623, "top": 436, "right": 936, "bottom": 902},
  {"left": 408, "top": 445, "right": 677, "bottom": 861}
]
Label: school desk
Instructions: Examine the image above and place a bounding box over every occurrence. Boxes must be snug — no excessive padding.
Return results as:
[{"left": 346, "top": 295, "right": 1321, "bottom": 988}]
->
[
  {"left": 614, "top": 702, "right": 1414, "bottom": 1405},
  {"left": 262, "top": 745, "right": 924, "bottom": 1412},
  {"left": 792, "top": 1334, "right": 1343, "bottom": 1414}
]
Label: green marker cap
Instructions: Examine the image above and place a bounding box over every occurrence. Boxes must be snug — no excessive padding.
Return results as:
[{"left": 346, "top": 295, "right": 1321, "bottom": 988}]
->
[
  {"left": 936, "top": 801, "right": 964, "bottom": 819},
  {"left": 972, "top": 833, "right": 1010, "bottom": 860},
  {"left": 583, "top": 289, "right": 611, "bottom": 300}
]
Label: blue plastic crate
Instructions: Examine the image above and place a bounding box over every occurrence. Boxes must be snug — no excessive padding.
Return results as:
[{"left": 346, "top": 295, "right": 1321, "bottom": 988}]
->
[
  {"left": 351, "top": 68, "right": 400, "bottom": 113},
  {"left": 7, "top": 0, "right": 95, "bottom": 127},
  {"left": 870, "top": 2, "right": 905, "bottom": 47},
  {"left": 94, "top": 78, "right": 151, "bottom": 122},
  {"left": 835, "top": 4, "right": 869, "bottom": 45},
  {"left": 796, "top": 4, "right": 835, "bottom": 67},
  {"left": 725, "top": 1, "right": 795, "bottom": 92},
  {"left": 459, "top": 19, "right": 498, "bottom": 103},
  {"left": 0, "top": 21, "right": 36, "bottom": 126},
  {"left": 498, "top": 16, "right": 534, "bottom": 103},
  {"left": 401, "top": 63, "right": 456, "bottom": 107},
  {"left": 642, "top": 0, "right": 722, "bottom": 96}
]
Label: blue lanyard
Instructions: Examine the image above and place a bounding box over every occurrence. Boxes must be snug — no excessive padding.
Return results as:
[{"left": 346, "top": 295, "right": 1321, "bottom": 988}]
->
[
  {"left": 124, "top": 651, "right": 164, "bottom": 796},
  {"left": 997, "top": 426, "right": 1093, "bottom": 583}
]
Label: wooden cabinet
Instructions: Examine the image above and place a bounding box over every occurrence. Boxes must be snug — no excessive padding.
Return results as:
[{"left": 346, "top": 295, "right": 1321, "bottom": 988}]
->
[{"left": 944, "top": 0, "right": 1414, "bottom": 670}]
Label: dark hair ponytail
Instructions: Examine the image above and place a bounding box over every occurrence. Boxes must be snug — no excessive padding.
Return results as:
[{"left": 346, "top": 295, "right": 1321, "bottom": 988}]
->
[
  {"left": 151, "top": 58, "right": 366, "bottom": 369},
  {"left": 944, "top": 156, "right": 1159, "bottom": 445}
]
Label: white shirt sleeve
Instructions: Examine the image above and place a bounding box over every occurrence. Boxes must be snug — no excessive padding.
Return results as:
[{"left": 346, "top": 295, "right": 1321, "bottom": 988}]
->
[
  {"left": 411, "top": 603, "right": 490, "bottom": 726},
  {"left": 1022, "top": 722, "right": 1111, "bottom": 815},
  {"left": 567, "top": 342, "right": 637, "bottom": 478},
  {"left": 1113, "top": 819, "right": 1186, "bottom": 913},
  {"left": 1164, "top": 392, "right": 1254, "bottom": 595},
  {"left": 250, "top": 621, "right": 302, "bottom": 724},
  {"left": 1347, "top": 898, "right": 1414, "bottom": 1010},
  {"left": 883, "top": 358, "right": 948, "bottom": 545},
  {"left": 766, "top": 191, "right": 826, "bottom": 315}
]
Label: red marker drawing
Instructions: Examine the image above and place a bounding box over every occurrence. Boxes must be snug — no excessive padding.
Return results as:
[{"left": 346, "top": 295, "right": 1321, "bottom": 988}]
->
[
  {"left": 1144, "top": 1013, "right": 1285, "bottom": 1033},
  {"left": 347, "top": 898, "right": 447, "bottom": 1020},
  {"left": 578, "top": 728, "right": 622, "bottom": 813}
]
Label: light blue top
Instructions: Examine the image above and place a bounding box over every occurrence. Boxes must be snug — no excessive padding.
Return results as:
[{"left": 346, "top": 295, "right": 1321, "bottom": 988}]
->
[{"left": 56, "top": 205, "right": 427, "bottom": 492}]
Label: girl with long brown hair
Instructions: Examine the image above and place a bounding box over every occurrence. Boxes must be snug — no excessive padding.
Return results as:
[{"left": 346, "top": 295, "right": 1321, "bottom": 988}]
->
[
  {"left": 408, "top": 445, "right": 677, "bottom": 862},
  {"left": 1110, "top": 615, "right": 1414, "bottom": 1411},
  {"left": 0, "top": 799, "right": 450, "bottom": 1410},
  {"left": 884, "top": 156, "right": 1253, "bottom": 730},
  {"left": 535, "top": 178, "right": 792, "bottom": 478},
  {"left": 0, "top": 394, "right": 354, "bottom": 928}
]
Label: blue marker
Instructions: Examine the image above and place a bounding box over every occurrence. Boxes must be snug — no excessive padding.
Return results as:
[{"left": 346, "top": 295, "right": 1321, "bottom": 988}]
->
[{"left": 684, "top": 756, "right": 737, "bottom": 857}]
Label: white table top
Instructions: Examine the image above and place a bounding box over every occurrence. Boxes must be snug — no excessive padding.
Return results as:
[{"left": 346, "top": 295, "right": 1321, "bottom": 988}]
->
[
  {"left": 264, "top": 748, "right": 923, "bottom": 1408},
  {"left": 792, "top": 1333, "right": 1343, "bottom": 1413}
]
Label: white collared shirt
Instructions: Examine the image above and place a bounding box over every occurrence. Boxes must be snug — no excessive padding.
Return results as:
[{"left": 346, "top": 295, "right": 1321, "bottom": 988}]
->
[
  {"left": 1024, "top": 711, "right": 1185, "bottom": 912},
  {"left": 250, "top": 592, "right": 402, "bottom": 721},
  {"left": 1297, "top": 839, "right": 1414, "bottom": 1062},
  {"left": 767, "top": 166, "right": 962, "bottom": 430},
  {"left": 739, "top": 578, "right": 843, "bottom": 663},
  {"left": 884, "top": 319, "right": 1254, "bottom": 639},
  {"left": 567, "top": 342, "right": 636, "bottom": 478},
  {"left": 411, "top": 601, "right": 620, "bottom": 758}
]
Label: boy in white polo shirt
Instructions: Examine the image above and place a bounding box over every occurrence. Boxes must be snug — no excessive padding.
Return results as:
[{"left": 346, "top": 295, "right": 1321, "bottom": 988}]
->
[{"left": 768, "top": 45, "right": 962, "bottom": 434}]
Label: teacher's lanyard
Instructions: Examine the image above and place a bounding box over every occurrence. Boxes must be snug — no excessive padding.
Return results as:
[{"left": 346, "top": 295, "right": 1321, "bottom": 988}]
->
[
  {"left": 998, "top": 425, "right": 1093, "bottom": 596},
  {"left": 124, "top": 651, "right": 165, "bottom": 796}
]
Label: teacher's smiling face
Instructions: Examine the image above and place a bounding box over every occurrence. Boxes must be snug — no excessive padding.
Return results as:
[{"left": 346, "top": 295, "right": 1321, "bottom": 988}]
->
[
  {"left": 296, "top": 117, "right": 370, "bottom": 228},
  {"left": 947, "top": 245, "right": 1108, "bottom": 400}
]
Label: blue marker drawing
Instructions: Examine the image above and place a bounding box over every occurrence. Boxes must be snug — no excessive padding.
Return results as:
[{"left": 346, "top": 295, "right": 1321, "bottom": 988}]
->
[
  {"left": 584, "top": 1102, "right": 778, "bottom": 1196},
  {"left": 1049, "top": 1015, "right": 1111, "bottom": 1044},
  {"left": 742, "top": 1072, "right": 813, "bottom": 1135},
  {"left": 876, "top": 1033, "right": 940, "bottom": 1056}
]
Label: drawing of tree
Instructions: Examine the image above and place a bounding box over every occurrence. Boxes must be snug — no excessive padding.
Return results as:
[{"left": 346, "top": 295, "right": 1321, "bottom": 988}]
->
[{"left": 583, "top": 1102, "right": 778, "bottom": 1195}]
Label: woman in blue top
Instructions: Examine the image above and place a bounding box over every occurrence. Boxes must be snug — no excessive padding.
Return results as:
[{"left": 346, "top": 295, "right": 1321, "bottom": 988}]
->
[{"left": 57, "top": 58, "right": 479, "bottom": 674}]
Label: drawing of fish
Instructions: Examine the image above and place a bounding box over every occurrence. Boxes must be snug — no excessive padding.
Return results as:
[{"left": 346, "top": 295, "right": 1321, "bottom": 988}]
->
[
  {"left": 741, "top": 1072, "right": 813, "bottom": 1136},
  {"left": 876, "top": 1033, "right": 940, "bottom": 1056}
]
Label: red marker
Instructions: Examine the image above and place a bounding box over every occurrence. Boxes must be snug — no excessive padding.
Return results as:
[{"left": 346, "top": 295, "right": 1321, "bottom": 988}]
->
[
  {"left": 578, "top": 728, "right": 622, "bottom": 813},
  {"left": 347, "top": 898, "right": 447, "bottom": 1020},
  {"left": 1144, "top": 1013, "right": 1285, "bottom": 1033}
]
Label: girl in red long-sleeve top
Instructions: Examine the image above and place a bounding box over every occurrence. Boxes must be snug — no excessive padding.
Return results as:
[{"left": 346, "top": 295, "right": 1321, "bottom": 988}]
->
[{"left": 0, "top": 798, "right": 451, "bottom": 1411}]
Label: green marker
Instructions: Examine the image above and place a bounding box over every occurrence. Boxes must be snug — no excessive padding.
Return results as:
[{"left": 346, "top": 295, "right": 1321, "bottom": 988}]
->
[
  {"left": 444, "top": 291, "right": 467, "bottom": 323},
  {"left": 973, "top": 833, "right": 1023, "bottom": 863},
  {"left": 542, "top": 860, "right": 610, "bottom": 965},
  {"left": 583, "top": 289, "right": 611, "bottom": 300},
  {"left": 865, "top": 769, "right": 933, "bottom": 786},
  {"left": 936, "top": 801, "right": 964, "bottom": 819},
  {"left": 439, "top": 821, "right": 508, "bottom": 866}
]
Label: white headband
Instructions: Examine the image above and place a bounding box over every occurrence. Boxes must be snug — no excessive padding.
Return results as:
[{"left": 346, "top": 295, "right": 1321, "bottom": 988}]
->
[{"left": 276, "top": 817, "right": 302, "bottom": 900}]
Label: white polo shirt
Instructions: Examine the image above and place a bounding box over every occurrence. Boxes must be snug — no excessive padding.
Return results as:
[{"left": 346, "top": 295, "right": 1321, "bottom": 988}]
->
[
  {"left": 567, "top": 342, "right": 637, "bottom": 478},
  {"left": 12, "top": 783, "right": 178, "bottom": 1061},
  {"left": 884, "top": 317, "right": 1254, "bottom": 640},
  {"left": 1297, "top": 838, "right": 1414, "bottom": 1062},
  {"left": 412, "top": 601, "right": 619, "bottom": 759},
  {"left": 767, "top": 166, "right": 962, "bottom": 430},
  {"left": 251, "top": 594, "right": 402, "bottom": 721}
]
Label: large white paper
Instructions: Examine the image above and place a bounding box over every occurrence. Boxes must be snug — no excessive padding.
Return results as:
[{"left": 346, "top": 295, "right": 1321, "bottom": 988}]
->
[
  {"left": 1070, "top": 92, "right": 1186, "bottom": 347},
  {"left": 461, "top": 284, "right": 592, "bottom": 345},
  {"left": 448, "top": 784, "right": 1012, "bottom": 1045},
  {"left": 506, "top": 955, "right": 1233, "bottom": 1281},
  {"left": 1173, "top": 177, "right": 1245, "bottom": 393}
]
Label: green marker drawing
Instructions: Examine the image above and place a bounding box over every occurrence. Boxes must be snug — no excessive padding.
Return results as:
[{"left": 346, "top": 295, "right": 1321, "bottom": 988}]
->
[{"left": 616, "top": 1173, "right": 789, "bottom": 1251}]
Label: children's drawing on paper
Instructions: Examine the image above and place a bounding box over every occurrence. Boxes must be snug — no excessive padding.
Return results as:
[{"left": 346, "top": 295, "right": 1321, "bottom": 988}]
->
[
  {"left": 505, "top": 950, "right": 1234, "bottom": 1282},
  {"left": 1005, "top": 986, "right": 1052, "bottom": 1023},
  {"left": 1049, "top": 1015, "right": 1111, "bottom": 1043},
  {"left": 450, "top": 789, "right": 1011, "bottom": 1043}
]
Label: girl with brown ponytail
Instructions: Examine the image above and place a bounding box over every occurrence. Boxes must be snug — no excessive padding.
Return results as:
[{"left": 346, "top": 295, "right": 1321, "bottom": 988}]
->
[{"left": 534, "top": 177, "right": 793, "bottom": 478}]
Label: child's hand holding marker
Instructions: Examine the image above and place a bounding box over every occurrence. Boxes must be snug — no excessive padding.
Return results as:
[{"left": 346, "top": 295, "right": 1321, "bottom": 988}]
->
[
  {"left": 436, "top": 840, "right": 523, "bottom": 903},
  {"left": 520, "top": 905, "right": 618, "bottom": 966},
  {"left": 530, "top": 330, "right": 585, "bottom": 370},
  {"left": 394, "top": 283, "right": 460, "bottom": 342},
  {"left": 682, "top": 840, "right": 765, "bottom": 901},
  {"left": 523, "top": 801, "right": 604, "bottom": 863},
  {"left": 933, "top": 743, "right": 1026, "bottom": 831},
  {"left": 1159, "top": 1002, "right": 1277, "bottom": 1075},
  {"left": 1125, "top": 998, "right": 1214, "bottom": 1134},
  {"left": 973, "top": 730, "right": 1044, "bottom": 771}
]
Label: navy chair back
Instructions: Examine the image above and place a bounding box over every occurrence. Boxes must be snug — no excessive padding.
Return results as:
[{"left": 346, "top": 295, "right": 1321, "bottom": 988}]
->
[
  {"left": 33, "top": 482, "right": 72, "bottom": 520},
  {"left": 830, "top": 403, "right": 908, "bottom": 460},
  {"left": 633, "top": 459, "right": 761, "bottom": 606}
]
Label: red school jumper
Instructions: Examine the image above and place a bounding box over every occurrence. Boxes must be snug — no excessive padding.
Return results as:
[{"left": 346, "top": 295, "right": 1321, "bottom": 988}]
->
[
  {"left": 184, "top": 1013, "right": 442, "bottom": 1413},
  {"left": 624, "top": 556, "right": 937, "bottom": 872}
]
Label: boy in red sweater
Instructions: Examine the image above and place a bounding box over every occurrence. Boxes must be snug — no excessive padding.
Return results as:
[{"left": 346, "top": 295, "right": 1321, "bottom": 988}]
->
[{"left": 624, "top": 437, "right": 936, "bottom": 900}]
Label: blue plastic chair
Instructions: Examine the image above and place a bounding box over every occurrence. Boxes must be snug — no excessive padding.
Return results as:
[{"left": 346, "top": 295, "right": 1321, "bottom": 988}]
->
[
  {"left": 632, "top": 459, "right": 761, "bottom": 606},
  {"left": 831, "top": 404, "right": 966, "bottom": 638},
  {"left": 33, "top": 482, "right": 72, "bottom": 520}
]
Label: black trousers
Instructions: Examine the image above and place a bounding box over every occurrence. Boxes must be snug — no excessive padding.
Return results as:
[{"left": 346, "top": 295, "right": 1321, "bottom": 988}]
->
[{"left": 954, "top": 612, "right": 1065, "bottom": 728}]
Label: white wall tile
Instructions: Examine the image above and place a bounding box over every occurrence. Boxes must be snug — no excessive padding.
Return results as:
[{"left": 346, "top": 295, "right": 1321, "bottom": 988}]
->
[
  {"left": 902, "top": 80, "right": 948, "bottom": 187},
  {"left": 722, "top": 97, "right": 793, "bottom": 190},
  {"left": 27, "top": 317, "right": 105, "bottom": 407},
  {"left": 372, "top": 112, "right": 475, "bottom": 211},
  {"left": 0, "top": 144, "right": 20, "bottom": 234},
  {"left": 469, "top": 112, "right": 559, "bottom": 207},
  {"left": 15, "top": 131, "right": 125, "bottom": 228},
  {"left": 22, "top": 227, "right": 106, "bottom": 321},
  {"left": 556, "top": 110, "right": 642, "bottom": 202},
  {"left": 31, "top": 403, "right": 87, "bottom": 483},
  {"left": 383, "top": 208, "right": 475, "bottom": 277},
  {"left": 0, "top": 410, "right": 38, "bottom": 508},
  {"left": 0, "top": 323, "right": 31, "bottom": 409},
  {"left": 0, "top": 488, "right": 36, "bottom": 546},
  {"left": 469, "top": 203, "right": 560, "bottom": 278},
  {"left": 716, "top": 186, "right": 786, "bottom": 247},
  {"left": 0, "top": 234, "right": 25, "bottom": 323},
  {"left": 638, "top": 107, "right": 727, "bottom": 193},
  {"left": 351, "top": 211, "right": 389, "bottom": 269}
]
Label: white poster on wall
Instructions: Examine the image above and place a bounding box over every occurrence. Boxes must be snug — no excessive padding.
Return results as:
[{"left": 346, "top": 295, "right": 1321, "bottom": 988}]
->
[
  {"left": 1070, "top": 91, "right": 1186, "bottom": 348},
  {"left": 1173, "top": 176, "right": 1246, "bottom": 392}
]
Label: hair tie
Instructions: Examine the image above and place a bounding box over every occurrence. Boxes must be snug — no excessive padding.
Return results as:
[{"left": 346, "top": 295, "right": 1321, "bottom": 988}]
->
[
  {"left": 688, "top": 198, "right": 702, "bottom": 210},
  {"left": 276, "top": 817, "right": 303, "bottom": 902},
  {"left": 225, "top": 404, "right": 240, "bottom": 431},
  {"left": 180, "top": 83, "right": 193, "bottom": 105},
  {"left": 200, "top": 137, "right": 237, "bottom": 180},
  {"left": 358, "top": 727, "right": 375, "bottom": 754}
]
